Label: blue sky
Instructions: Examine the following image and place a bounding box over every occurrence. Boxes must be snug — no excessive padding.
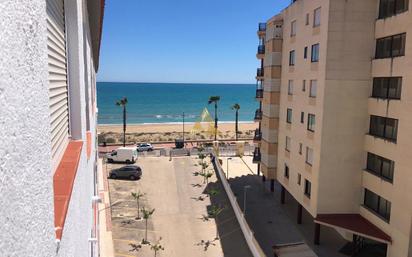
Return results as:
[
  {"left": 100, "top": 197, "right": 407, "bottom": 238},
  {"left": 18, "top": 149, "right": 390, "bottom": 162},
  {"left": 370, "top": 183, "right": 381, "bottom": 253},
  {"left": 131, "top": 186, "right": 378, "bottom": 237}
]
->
[{"left": 97, "top": 0, "right": 290, "bottom": 84}]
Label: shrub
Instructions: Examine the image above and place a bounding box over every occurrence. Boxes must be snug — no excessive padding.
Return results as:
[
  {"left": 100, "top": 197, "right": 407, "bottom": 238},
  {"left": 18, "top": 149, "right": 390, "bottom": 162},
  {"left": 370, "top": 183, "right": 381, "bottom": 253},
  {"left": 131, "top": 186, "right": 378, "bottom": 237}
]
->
[{"left": 106, "top": 137, "right": 116, "bottom": 144}]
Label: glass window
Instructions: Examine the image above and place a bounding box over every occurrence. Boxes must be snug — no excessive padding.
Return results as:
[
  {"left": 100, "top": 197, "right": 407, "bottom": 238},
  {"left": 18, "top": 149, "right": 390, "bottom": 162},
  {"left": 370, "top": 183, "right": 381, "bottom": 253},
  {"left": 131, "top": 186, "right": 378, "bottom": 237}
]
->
[
  {"left": 287, "top": 108, "right": 292, "bottom": 123},
  {"left": 310, "top": 80, "right": 317, "bottom": 97},
  {"left": 379, "top": 0, "right": 409, "bottom": 19},
  {"left": 289, "top": 50, "right": 296, "bottom": 66},
  {"left": 364, "top": 189, "right": 391, "bottom": 222},
  {"left": 304, "top": 46, "right": 308, "bottom": 59},
  {"left": 313, "top": 7, "right": 321, "bottom": 27},
  {"left": 285, "top": 136, "right": 291, "bottom": 151},
  {"left": 307, "top": 114, "right": 315, "bottom": 132},
  {"left": 302, "top": 80, "right": 306, "bottom": 91},
  {"left": 288, "top": 80, "right": 294, "bottom": 95},
  {"left": 375, "top": 33, "right": 406, "bottom": 59},
  {"left": 306, "top": 147, "right": 314, "bottom": 165},
  {"left": 372, "top": 77, "right": 402, "bottom": 99},
  {"left": 284, "top": 164, "right": 289, "bottom": 178},
  {"left": 369, "top": 115, "right": 398, "bottom": 141},
  {"left": 311, "top": 44, "right": 320, "bottom": 62},
  {"left": 304, "top": 179, "right": 311, "bottom": 198},
  {"left": 297, "top": 173, "right": 301, "bottom": 185},
  {"left": 366, "top": 152, "right": 394, "bottom": 181},
  {"left": 291, "top": 20, "right": 297, "bottom": 36},
  {"left": 301, "top": 112, "right": 304, "bottom": 123}
]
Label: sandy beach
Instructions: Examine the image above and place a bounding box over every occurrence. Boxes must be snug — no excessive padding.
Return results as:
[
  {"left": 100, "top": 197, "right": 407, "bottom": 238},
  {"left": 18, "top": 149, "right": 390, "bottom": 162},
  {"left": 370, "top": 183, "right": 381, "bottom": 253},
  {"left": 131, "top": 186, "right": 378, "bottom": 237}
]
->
[{"left": 97, "top": 122, "right": 258, "bottom": 144}]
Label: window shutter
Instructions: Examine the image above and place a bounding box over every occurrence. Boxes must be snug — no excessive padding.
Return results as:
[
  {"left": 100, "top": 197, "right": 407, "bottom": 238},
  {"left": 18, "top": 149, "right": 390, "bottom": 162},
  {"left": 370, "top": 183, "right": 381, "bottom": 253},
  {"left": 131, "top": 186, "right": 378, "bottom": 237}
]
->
[{"left": 47, "top": 0, "right": 70, "bottom": 165}]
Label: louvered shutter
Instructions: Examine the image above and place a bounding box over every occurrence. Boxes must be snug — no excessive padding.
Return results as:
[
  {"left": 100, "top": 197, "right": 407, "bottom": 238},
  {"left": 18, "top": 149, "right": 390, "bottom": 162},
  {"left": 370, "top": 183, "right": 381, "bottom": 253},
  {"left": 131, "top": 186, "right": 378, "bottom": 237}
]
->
[{"left": 47, "top": 0, "right": 70, "bottom": 164}]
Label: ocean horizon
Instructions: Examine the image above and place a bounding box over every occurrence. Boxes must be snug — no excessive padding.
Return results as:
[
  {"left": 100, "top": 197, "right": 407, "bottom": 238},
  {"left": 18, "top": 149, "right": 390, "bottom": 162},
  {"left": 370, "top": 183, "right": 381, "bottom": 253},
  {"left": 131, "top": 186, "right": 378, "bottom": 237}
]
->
[{"left": 97, "top": 82, "right": 258, "bottom": 125}]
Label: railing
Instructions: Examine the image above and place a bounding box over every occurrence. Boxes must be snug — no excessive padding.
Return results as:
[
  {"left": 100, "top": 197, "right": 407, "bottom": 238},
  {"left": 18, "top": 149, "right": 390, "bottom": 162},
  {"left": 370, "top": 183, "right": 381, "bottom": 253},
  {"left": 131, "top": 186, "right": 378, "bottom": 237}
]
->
[
  {"left": 256, "top": 68, "right": 264, "bottom": 77},
  {"left": 252, "top": 148, "right": 261, "bottom": 163},
  {"left": 255, "top": 89, "right": 263, "bottom": 99},
  {"left": 257, "top": 45, "right": 265, "bottom": 55},
  {"left": 254, "top": 109, "right": 262, "bottom": 121},
  {"left": 253, "top": 129, "right": 262, "bottom": 141},
  {"left": 258, "top": 23, "right": 266, "bottom": 32}
]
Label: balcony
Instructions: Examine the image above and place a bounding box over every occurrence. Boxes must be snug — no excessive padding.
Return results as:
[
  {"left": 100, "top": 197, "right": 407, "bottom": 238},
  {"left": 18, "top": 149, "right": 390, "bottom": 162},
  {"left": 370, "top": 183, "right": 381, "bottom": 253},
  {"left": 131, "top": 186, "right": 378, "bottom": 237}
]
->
[
  {"left": 257, "top": 45, "right": 265, "bottom": 59},
  {"left": 254, "top": 109, "right": 262, "bottom": 121},
  {"left": 256, "top": 68, "right": 264, "bottom": 80},
  {"left": 258, "top": 23, "right": 266, "bottom": 37},
  {"left": 253, "top": 147, "right": 261, "bottom": 163},
  {"left": 253, "top": 129, "right": 262, "bottom": 143},
  {"left": 255, "top": 89, "right": 263, "bottom": 100}
]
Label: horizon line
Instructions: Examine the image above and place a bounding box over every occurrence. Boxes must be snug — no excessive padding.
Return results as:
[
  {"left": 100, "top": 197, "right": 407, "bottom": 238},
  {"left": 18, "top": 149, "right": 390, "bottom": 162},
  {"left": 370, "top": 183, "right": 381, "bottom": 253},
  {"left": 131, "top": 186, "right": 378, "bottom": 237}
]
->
[{"left": 96, "top": 81, "right": 255, "bottom": 85}]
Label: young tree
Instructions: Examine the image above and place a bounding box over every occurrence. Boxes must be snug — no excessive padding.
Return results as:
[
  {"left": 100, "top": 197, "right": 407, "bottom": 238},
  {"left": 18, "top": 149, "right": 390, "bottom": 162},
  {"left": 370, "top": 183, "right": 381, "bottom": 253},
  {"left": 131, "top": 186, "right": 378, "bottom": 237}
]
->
[
  {"left": 116, "top": 97, "right": 128, "bottom": 147},
  {"left": 231, "top": 103, "right": 240, "bottom": 141},
  {"left": 131, "top": 191, "right": 145, "bottom": 219},
  {"left": 150, "top": 237, "right": 165, "bottom": 257},
  {"left": 208, "top": 205, "right": 224, "bottom": 239},
  {"left": 201, "top": 170, "right": 213, "bottom": 184},
  {"left": 141, "top": 207, "right": 155, "bottom": 243},
  {"left": 208, "top": 96, "right": 221, "bottom": 141}
]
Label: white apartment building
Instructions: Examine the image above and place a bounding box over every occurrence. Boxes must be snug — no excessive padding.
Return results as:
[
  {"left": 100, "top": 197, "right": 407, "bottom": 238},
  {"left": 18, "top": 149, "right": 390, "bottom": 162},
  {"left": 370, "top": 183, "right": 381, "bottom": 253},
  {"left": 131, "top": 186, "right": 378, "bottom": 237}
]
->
[{"left": 0, "top": 0, "right": 104, "bottom": 256}]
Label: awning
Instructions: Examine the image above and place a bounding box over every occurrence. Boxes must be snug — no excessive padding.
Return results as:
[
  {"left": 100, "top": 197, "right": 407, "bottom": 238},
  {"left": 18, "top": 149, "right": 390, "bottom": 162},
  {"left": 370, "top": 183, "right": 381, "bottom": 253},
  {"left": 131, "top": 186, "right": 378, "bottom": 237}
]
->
[{"left": 315, "top": 214, "right": 391, "bottom": 244}]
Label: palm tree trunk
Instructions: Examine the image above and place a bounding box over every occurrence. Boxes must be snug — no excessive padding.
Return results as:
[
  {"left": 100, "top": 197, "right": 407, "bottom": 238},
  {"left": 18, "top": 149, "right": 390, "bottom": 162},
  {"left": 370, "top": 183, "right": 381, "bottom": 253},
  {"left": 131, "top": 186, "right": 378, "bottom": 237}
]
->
[
  {"left": 235, "top": 111, "right": 239, "bottom": 141},
  {"left": 123, "top": 106, "right": 126, "bottom": 147},
  {"left": 145, "top": 219, "right": 148, "bottom": 241},
  {"left": 137, "top": 201, "right": 140, "bottom": 219},
  {"left": 214, "top": 103, "right": 218, "bottom": 141}
]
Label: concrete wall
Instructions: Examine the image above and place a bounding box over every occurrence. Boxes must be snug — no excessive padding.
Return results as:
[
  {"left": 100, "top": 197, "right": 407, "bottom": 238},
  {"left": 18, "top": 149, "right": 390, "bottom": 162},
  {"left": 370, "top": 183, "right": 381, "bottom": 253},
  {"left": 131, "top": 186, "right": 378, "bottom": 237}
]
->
[{"left": 0, "top": 1, "right": 57, "bottom": 256}]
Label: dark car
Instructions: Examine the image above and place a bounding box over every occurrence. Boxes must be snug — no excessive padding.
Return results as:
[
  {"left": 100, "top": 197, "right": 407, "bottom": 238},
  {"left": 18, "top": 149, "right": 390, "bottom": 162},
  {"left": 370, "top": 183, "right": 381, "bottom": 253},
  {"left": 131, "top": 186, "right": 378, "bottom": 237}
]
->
[{"left": 109, "top": 165, "right": 142, "bottom": 180}]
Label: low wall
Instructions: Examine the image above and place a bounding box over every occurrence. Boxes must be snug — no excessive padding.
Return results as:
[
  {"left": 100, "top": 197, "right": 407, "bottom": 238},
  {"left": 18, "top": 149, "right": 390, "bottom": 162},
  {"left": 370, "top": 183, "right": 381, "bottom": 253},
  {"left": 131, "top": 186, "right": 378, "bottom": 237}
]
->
[{"left": 211, "top": 154, "right": 266, "bottom": 257}]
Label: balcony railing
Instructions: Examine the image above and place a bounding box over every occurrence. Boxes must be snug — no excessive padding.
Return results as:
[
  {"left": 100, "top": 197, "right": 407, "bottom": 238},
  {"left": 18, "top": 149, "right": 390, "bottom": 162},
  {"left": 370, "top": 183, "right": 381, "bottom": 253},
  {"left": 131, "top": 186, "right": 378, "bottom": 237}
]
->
[
  {"left": 256, "top": 68, "right": 264, "bottom": 77},
  {"left": 253, "top": 129, "right": 262, "bottom": 142},
  {"left": 256, "top": 89, "right": 263, "bottom": 99},
  {"left": 257, "top": 45, "right": 265, "bottom": 55},
  {"left": 258, "top": 23, "right": 267, "bottom": 32},
  {"left": 253, "top": 147, "right": 261, "bottom": 163},
  {"left": 254, "top": 109, "right": 263, "bottom": 121}
]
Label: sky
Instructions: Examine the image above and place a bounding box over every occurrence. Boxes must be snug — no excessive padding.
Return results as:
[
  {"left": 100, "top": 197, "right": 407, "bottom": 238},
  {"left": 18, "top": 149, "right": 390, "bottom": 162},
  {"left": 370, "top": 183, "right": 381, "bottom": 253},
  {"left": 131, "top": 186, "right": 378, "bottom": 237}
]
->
[{"left": 97, "top": 0, "right": 290, "bottom": 84}]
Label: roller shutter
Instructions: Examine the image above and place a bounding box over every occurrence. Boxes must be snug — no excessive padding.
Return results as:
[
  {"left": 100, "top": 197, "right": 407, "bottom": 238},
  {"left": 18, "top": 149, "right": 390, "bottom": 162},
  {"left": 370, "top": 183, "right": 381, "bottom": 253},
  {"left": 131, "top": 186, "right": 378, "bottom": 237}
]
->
[{"left": 47, "top": 0, "right": 69, "bottom": 164}]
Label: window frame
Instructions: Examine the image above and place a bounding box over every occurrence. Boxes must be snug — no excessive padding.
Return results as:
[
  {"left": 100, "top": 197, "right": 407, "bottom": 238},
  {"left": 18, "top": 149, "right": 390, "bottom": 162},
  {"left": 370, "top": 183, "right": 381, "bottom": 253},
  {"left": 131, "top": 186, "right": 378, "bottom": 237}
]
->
[
  {"left": 372, "top": 77, "right": 402, "bottom": 100},
  {"left": 284, "top": 163, "right": 290, "bottom": 179},
  {"left": 378, "top": 0, "right": 409, "bottom": 19},
  {"left": 366, "top": 152, "right": 394, "bottom": 182},
  {"left": 291, "top": 20, "right": 297, "bottom": 37},
  {"left": 311, "top": 43, "right": 320, "bottom": 62},
  {"left": 286, "top": 108, "right": 293, "bottom": 124},
  {"left": 288, "top": 80, "right": 294, "bottom": 95},
  {"left": 285, "top": 136, "right": 291, "bottom": 152},
  {"left": 304, "top": 179, "right": 312, "bottom": 198},
  {"left": 313, "top": 7, "right": 321, "bottom": 27},
  {"left": 306, "top": 147, "right": 314, "bottom": 166},
  {"left": 375, "top": 33, "right": 406, "bottom": 59},
  {"left": 309, "top": 80, "right": 317, "bottom": 97},
  {"left": 307, "top": 114, "right": 315, "bottom": 132},
  {"left": 363, "top": 189, "right": 391, "bottom": 222},
  {"left": 369, "top": 115, "right": 398, "bottom": 142},
  {"left": 289, "top": 50, "right": 296, "bottom": 66},
  {"left": 304, "top": 46, "right": 308, "bottom": 59}
]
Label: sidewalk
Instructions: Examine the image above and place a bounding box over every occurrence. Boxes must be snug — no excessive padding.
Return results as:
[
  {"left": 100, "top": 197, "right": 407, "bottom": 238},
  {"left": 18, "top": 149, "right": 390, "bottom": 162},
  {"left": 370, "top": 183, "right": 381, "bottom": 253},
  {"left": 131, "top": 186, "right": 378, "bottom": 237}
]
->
[{"left": 97, "top": 158, "right": 115, "bottom": 257}]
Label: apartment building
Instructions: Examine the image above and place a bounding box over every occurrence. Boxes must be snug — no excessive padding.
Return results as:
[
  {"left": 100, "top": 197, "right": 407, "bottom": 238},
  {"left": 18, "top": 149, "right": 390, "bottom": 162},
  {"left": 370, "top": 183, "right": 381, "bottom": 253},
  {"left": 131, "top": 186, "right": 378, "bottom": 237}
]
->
[
  {"left": 0, "top": 0, "right": 104, "bottom": 256},
  {"left": 256, "top": 0, "right": 412, "bottom": 256}
]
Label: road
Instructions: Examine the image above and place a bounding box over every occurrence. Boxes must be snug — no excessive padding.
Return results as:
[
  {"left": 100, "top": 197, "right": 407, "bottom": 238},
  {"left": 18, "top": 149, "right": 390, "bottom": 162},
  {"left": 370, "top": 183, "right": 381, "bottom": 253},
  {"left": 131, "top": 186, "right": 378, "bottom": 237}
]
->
[{"left": 107, "top": 156, "right": 252, "bottom": 257}]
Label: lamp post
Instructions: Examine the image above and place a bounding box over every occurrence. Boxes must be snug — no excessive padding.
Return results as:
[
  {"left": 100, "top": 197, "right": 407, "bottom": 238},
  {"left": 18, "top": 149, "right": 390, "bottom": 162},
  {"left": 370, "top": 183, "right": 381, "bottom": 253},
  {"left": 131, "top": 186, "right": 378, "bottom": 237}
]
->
[
  {"left": 243, "top": 185, "right": 251, "bottom": 216},
  {"left": 226, "top": 157, "right": 232, "bottom": 178}
]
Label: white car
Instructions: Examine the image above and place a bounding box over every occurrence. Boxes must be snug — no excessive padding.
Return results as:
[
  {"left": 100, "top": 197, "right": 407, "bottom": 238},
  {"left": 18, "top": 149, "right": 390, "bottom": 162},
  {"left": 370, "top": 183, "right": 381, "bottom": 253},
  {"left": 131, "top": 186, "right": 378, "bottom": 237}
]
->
[{"left": 136, "top": 143, "right": 154, "bottom": 152}]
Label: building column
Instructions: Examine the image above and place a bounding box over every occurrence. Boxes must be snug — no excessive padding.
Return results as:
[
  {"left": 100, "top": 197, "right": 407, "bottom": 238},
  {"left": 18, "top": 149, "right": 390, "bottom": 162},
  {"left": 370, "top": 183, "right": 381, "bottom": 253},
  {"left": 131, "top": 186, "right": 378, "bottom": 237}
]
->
[
  {"left": 297, "top": 203, "right": 302, "bottom": 224},
  {"left": 270, "top": 179, "right": 274, "bottom": 192},
  {"left": 314, "top": 223, "right": 320, "bottom": 245},
  {"left": 280, "top": 185, "right": 285, "bottom": 204}
]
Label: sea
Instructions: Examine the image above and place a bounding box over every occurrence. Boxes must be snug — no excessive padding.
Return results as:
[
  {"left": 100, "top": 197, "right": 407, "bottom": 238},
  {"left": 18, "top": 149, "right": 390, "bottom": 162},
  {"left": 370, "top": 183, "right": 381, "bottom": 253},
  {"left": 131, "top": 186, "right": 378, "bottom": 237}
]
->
[{"left": 97, "top": 82, "right": 258, "bottom": 125}]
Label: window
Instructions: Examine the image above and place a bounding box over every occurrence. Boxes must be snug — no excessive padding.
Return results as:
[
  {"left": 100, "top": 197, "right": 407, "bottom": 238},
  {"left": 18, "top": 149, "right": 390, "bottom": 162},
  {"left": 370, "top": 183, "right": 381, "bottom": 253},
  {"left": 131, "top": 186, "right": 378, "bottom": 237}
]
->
[
  {"left": 284, "top": 164, "right": 289, "bottom": 178},
  {"left": 297, "top": 173, "right": 301, "bottom": 185},
  {"left": 304, "top": 46, "right": 308, "bottom": 59},
  {"left": 375, "top": 33, "right": 406, "bottom": 59},
  {"left": 372, "top": 77, "right": 402, "bottom": 99},
  {"left": 369, "top": 115, "right": 398, "bottom": 142},
  {"left": 299, "top": 143, "right": 302, "bottom": 155},
  {"left": 379, "top": 0, "right": 409, "bottom": 19},
  {"left": 289, "top": 50, "right": 295, "bottom": 66},
  {"left": 291, "top": 20, "right": 297, "bottom": 36},
  {"left": 311, "top": 44, "right": 320, "bottom": 62},
  {"left": 304, "top": 179, "right": 312, "bottom": 198},
  {"left": 310, "top": 80, "right": 317, "bottom": 97},
  {"left": 305, "top": 13, "right": 310, "bottom": 25},
  {"left": 302, "top": 80, "right": 306, "bottom": 91},
  {"left": 367, "top": 152, "right": 394, "bottom": 181},
  {"left": 287, "top": 108, "right": 293, "bottom": 123},
  {"left": 364, "top": 189, "right": 391, "bottom": 221},
  {"left": 313, "top": 7, "right": 321, "bottom": 27},
  {"left": 300, "top": 112, "right": 304, "bottom": 123},
  {"left": 306, "top": 147, "right": 313, "bottom": 165},
  {"left": 285, "top": 136, "right": 291, "bottom": 151},
  {"left": 307, "top": 114, "right": 315, "bottom": 132},
  {"left": 288, "top": 80, "right": 294, "bottom": 95}
]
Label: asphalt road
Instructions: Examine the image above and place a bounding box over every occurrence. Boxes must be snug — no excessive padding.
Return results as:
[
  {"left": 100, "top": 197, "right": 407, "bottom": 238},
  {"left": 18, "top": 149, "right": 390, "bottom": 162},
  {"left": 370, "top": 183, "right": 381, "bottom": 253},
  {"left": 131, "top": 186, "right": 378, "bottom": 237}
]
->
[{"left": 108, "top": 156, "right": 252, "bottom": 257}]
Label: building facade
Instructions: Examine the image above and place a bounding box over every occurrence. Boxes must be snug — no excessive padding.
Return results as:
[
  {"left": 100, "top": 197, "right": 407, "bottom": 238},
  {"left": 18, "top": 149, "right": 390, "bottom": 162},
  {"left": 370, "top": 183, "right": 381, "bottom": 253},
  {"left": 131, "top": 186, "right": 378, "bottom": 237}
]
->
[
  {"left": 256, "top": 0, "right": 412, "bottom": 256},
  {"left": 0, "top": 0, "right": 104, "bottom": 256}
]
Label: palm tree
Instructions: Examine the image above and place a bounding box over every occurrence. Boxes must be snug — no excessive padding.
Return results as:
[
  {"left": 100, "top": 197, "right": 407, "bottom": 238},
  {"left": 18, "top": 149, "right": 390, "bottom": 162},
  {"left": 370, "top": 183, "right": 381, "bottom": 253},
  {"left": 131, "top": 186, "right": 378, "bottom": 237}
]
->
[
  {"left": 116, "top": 97, "right": 128, "bottom": 147},
  {"left": 150, "top": 237, "right": 165, "bottom": 257},
  {"left": 141, "top": 207, "right": 155, "bottom": 243},
  {"left": 231, "top": 103, "right": 240, "bottom": 141},
  {"left": 131, "top": 191, "right": 145, "bottom": 219},
  {"left": 208, "top": 96, "right": 221, "bottom": 141}
]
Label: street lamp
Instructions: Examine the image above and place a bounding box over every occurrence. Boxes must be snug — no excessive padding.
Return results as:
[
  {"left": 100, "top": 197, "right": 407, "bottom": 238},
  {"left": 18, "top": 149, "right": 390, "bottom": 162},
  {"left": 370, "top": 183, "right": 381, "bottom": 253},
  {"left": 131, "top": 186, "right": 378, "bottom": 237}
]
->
[
  {"left": 243, "top": 185, "right": 251, "bottom": 216},
  {"left": 226, "top": 157, "right": 232, "bottom": 178}
]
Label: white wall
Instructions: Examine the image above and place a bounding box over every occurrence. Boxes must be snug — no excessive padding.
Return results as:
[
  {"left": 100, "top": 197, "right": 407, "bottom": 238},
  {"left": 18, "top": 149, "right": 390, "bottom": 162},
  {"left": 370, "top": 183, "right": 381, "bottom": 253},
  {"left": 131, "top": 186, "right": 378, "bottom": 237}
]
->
[{"left": 0, "top": 1, "right": 56, "bottom": 256}]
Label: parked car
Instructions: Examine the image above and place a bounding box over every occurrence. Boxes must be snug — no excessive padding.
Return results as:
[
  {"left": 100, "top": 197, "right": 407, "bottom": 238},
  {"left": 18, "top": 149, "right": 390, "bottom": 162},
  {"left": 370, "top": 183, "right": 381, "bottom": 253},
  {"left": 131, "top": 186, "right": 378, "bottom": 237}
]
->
[
  {"left": 136, "top": 143, "right": 154, "bottom": 152},
  {"left": 109, "top": 165, "right": 142, "bottom": 180},
  {"left": 106, "top": 147, "right": 138, "bottom": 164}
]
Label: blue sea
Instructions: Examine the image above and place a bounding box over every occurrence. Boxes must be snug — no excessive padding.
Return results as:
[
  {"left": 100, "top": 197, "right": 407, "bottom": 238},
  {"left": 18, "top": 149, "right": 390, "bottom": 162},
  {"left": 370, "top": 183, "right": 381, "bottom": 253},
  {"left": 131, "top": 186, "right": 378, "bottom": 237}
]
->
[{"left": 97, "top": 82, "right": 258, "bottom": 124}]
